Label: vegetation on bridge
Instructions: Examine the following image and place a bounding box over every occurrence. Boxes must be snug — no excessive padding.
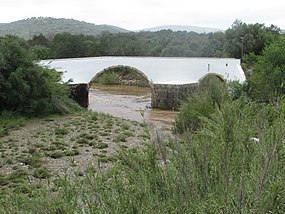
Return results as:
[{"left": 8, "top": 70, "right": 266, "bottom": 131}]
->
[{"left": 91, "top": 66, "right": 150, "bottom": 87}]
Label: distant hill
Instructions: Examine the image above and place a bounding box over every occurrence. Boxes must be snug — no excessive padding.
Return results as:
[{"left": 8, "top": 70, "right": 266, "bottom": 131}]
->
[
  {"left": 140, "top": 25, "right": 222, "bottom": 34},
  {"left": 0, "top": 17, "right": 129, "bottom": 39}
]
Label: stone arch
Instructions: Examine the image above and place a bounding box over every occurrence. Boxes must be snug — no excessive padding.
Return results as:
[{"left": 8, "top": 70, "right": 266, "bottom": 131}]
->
[
  {"left": 198, "top": 72, "right": 226, "bottom": 87},
  {"left": 89, "top": 65, "right": 153, "bottom": 88}
]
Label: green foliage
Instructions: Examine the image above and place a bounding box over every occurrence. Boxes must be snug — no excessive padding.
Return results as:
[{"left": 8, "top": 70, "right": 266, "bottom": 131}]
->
[
  {"left": 248, "top": 39, "right": 285, "bottom": 101},
  {"left": 63, "top": 149, "right": 80, "bottom": 156},
  {"left": 225, "top": 20, "right": 280, "bottom": 58},
  {"left": 94, "top": 100, "right": 285, "bottom": 213},
  {"left": 54, "top": 127, "right": 69, "bottom": 136},
  {"left": 93, "top": 66, "right": 150, "bottom": 87},
  {"left": 29, "top": 45, "right": 51, "bottom": 60},
  {"left": 0, "top": 99, "right": 285, "bottom": 212},
  {"left": 33, "top": 167, "right": 51, "bottom": 179},
  {"left": 48, "top": 151, "right": 64, "bottom": 159},
  {"left": 95, "top": 71, "right": 120, "bottom": 85},
  {"left": 228, "top": 81, "right": 249, "bottom": 100},
  {"left": 0, "top": 17, "right": 128, "bottom": 40},
  {"left": 115, "top": 133, "right": 128, "bottom": 142},
  {"left": 175, "top": 76, "right": 228, "bottom": 133},
  {"left": 23, "top": 29, "right": 226, "bottom": 59},
  {"left": 0, "top": 111, "right": 26, "bottom": 137},
  {"left": 92, "top": 142, "right": 109, "bottom": 149},
  {"left": 1, "top": 18, "right": 283, "bottom": 60},
  {"left": 0, "top": 36, "right": 77, "bottom": 116}
]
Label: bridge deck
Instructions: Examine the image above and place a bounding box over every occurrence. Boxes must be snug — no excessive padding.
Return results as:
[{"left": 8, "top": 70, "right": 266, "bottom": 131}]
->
[{"left": 41, "top": 57, "right": 246, "bottom": 84}]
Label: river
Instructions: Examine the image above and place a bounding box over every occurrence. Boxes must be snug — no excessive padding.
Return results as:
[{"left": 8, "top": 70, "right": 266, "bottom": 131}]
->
[{"left": 88, "top": 84, "right": 177, "bottom": 131}]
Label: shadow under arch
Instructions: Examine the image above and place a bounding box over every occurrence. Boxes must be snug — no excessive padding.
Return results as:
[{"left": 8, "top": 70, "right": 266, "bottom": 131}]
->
[
  {"left": 89, "top": 65, "right": 154, "bottom": 89},
  {"left": 198, "top": 72, "right": 226, "bottom": 87}
]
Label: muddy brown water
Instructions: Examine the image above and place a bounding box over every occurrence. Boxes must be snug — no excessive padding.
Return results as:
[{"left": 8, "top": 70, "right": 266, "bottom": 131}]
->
[{"left": 88, "top": 84, "right": 178, "bottom": 131}]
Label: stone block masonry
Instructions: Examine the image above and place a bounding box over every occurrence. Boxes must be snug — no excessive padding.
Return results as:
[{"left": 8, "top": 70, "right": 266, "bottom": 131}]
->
[
  {"left": 151, "top": 83, "right": 198, "bottom": 110},
  {"left": 69, "top": 83, "right": 198, "bottom": 110},
  {"left": 70, "top": 84, "right": 89, "bottom": 108}
]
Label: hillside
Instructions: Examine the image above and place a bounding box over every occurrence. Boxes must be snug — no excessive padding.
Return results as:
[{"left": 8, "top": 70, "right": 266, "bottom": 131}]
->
[
  {"left": 140, "top": 25, "right": 222, "bottom": 33},
  {"left": 0, "top": 17, "right": 129, "bottom": 39}
]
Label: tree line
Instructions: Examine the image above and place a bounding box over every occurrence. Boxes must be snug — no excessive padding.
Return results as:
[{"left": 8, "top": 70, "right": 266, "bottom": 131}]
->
[{"left": 26, "top": 20, "right": 281, "bottom": 60}]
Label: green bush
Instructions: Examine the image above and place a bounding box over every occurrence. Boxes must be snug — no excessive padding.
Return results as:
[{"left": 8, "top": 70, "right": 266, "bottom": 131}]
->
[
  {"left": 48, "top": 151, "right": 64, "bottom": 159},
  {"left": 87, "top": 99, "right": 285, "bottom": 213},
  {"left": 33, "top": 167, "right": 51, "bottom": 179},
  {"left": 63, "top": 149, "right": 80, "bottom": 156},
  {"left": 0, "top": 36, "right": 78, "bottom": 117},
  {"left": 248, "top": 39, "right": 285, "bottom": 102},
  {"left": 174, "top": 76, "right": 228, "bottom": 133},
  {"left": 1, "top": 99, "right": 285, "bottom": 213},
  {"left": 94, "top": 71, "right": 119, "bottom": 85},
  {"left": 0, "top": 111, "right": 26, "bottom": 137}
]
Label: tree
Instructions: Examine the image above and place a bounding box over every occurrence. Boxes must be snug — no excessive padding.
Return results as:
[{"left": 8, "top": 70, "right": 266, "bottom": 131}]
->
[
  {"left": 28, "top": 34, "right": 50, "bottom": 47},
  {"left": 204, "top": 32, "right": 227, "bottom": 57},
  {"left": 51, "top": 33, "right": 87, "bottom": 58},
  {"left": 30, "top": 45, "right": 51, "bottom": 59},
  {"left": 225, "top": 20, "right": 280, "bottom": 58},
  {"left": 0, "top": 36, "right": 73, "bottom": 116},
  {"left": 248, "top": 39, "right": 285, "bottom": 101}
]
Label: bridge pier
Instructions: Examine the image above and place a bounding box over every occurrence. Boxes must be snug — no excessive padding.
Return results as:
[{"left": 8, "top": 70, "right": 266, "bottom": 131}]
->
[
  {"left": 69, "top": 83, "right": 198, "bottom": 110},
  {"left": 70, "top": 84, "right": 89, "bottom": 108},
  {"left": 151, "top": 83, "right": 198, "bottom": 110}
]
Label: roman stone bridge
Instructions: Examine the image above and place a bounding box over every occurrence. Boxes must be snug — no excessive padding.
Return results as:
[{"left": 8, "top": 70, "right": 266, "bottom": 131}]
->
[{"left": 41, "top": 57, "right": 246, "bottom": 109}]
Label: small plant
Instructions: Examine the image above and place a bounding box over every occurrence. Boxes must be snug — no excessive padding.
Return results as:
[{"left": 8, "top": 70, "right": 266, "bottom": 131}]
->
[
  {"left": 53, "top": 178, "right": 66, "bottom": 188},
  {"left": 9, "top": 169, "right": 29, "bottom": 183},
  {"left": 34, "top": 142, "right": 45, "bottom": 148},
  {"left": 64, "top": 149, "right": 80, "bottom": 156},
  {"left": 98, "top": 155, "right": 117, "bottom": 163},
  {"left": 5, "top": 158, "right": 13, "bottom": 164},
  {"left": 99, "top": 131, "right": 109, "bottom": 136},
  {"left": 54, "top": 128, "right": 68, "bottom": 136},
  {"left": 93, "top": 142, "right": 109, "bottom": 149},
  {"left": 76, "top": 138, "right": 89, "bottom": 145},
  {"left": 68, "top": 157, "right": 77, "bottom": 167},
  {"left": 139, "top": 132, "right": 150, "bottom": 140},
  {"left": 0, "top": 175, "right": 9, "bottom": 186},
  {"left": 33, "top": 167, "right": 51, "bottom": 179},
  {"left": 52, "top": 140, "right": 68, "bottom": 150},
  {"left": 90, "top": 112, "right": 99, "bottom": 121},
  {"left": 94, "top": 71, "right": 120, "bottom": 85},
  {"left": 49, "top": 151, "right": 64, "bottom": 159},
  {"left": 121, "top": 123, "right": 130, "bottom": 130},
  {"left": 123, "top": 130, "right": 134, "bottom": 137},
  {"left": 17, "top": 153, "right": 42, "bottom": 168},
  {"left": 115, "top": 133, "right": 127, "bottom": 142}
]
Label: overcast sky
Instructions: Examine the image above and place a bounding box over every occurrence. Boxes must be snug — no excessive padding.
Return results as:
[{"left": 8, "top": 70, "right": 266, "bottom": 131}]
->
[{"left": 1, "top": 0, "right": 284, "bottom": 30}]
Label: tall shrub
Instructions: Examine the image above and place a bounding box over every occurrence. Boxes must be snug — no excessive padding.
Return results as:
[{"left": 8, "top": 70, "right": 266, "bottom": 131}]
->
[
  {"left": 174, "top": 75, "right": 228, "bottom": 133},
  {"left": 0, "top": 36, "right": 74, "bottom": 116},
  {"left": 248, "top": 39, "right": 285, "bottom": 101}
]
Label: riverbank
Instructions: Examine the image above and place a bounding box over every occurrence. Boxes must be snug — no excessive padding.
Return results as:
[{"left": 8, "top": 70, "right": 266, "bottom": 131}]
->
[
  {"left": 1, "top": 100, "right": 285, "bottom": 213},
  {"left": 0, "top": 111, "right": 151, "bottom": 194}
]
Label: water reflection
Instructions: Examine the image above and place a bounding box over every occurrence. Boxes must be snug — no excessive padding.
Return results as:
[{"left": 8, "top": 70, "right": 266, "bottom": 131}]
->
[{"left": 88, "top": 84, "right": 177, "bottom": 130}]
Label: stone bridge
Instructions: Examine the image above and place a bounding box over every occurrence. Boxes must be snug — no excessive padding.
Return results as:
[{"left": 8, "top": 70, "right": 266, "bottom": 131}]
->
[{"left": 41, "top": 57, "right": 246, "bottom": 109}]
